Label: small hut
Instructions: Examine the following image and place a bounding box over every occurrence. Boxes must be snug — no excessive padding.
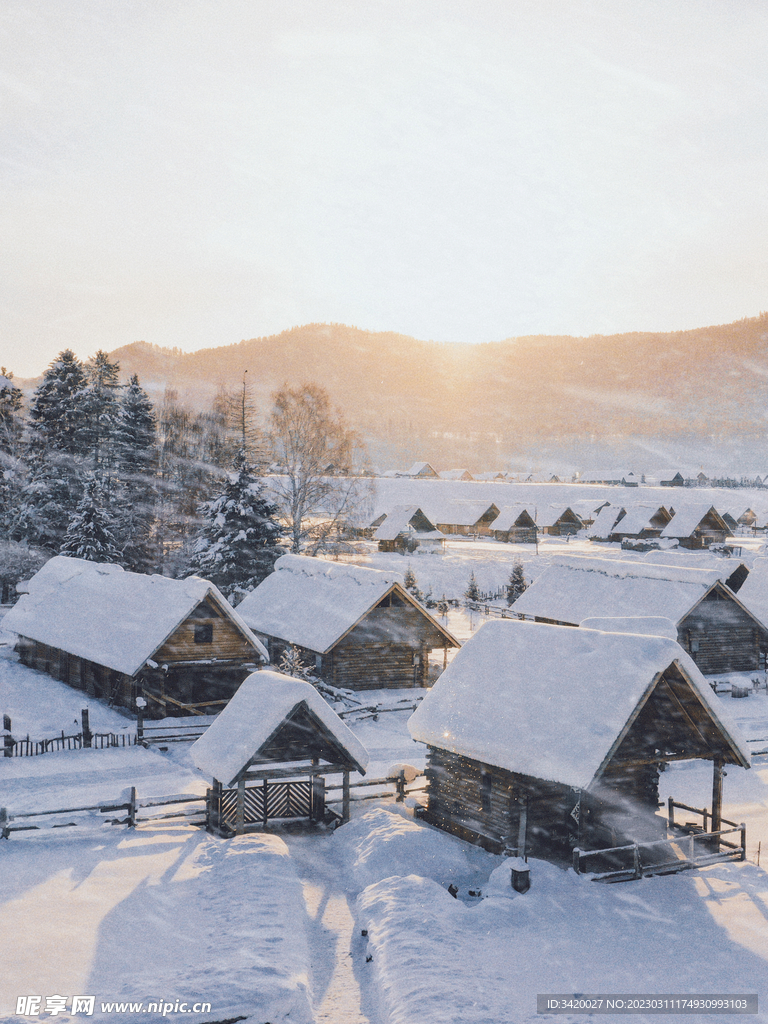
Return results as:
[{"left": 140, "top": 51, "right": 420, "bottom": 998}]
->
[
  {"left": 536, "top": 505, "right": 583, "bottom": 536},
  {"left": 4, "top": 556, "right": 267, "bottom": 714},
  {"left": 373, "top": 505, "right": 445, "bottom": 553},
  {"left": 236, "top": 555, "right": 459, "bottom": 689},
  {"left": 406, "top": 461, "right": 439, "bottom": 478},
  {"left": 409, "top": 620, "right": 750, "bottom": 865},
  {"left": 608, "top": 504, "right": 673, "bottom": 542},
  {"left": 660, "top": 505, "right": 731, "bottom": 548},
  {"left": 511, "top": 555, "right": 768, "bottom": 675},
  {"left": 192, "top": 671, "right": 368, "bottom": 834},
  {"left": 490, "top": 505, "right": 538, "bottom": 544},
  {"left": 433, "top": 500, "right": 501, "bottom": 537}
]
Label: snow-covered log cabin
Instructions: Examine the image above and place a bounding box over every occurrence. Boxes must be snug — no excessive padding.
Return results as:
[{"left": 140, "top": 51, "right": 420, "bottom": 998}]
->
[
  {"left": 373, "top": 505, "right": 445, "bottom": 553},
  {"left": 660, "top": 504, "right": 731, "bottom": 548},
  {"left": 511, "top": 555, "right": 768, "bottom": 675},
  {"left": 409, "top": 620, "right": 751, "bottom": 863},
  {"left": 191, "top": 671, "right": 368, "bottom": 834},
  {"left": 236, "top": 555, "right": 459, "bottom": 690},
  {"left": 490, "top": 505, "right": 538, "bottom": 544},
  {"left": 608, "top": 504, "right": 673, "bottom": 542},
  {"left": 433, "top": 500, "right": 500, "bottom": 537},
  {"left": 536, "top": 505, "right": 583, "bottom": 536},
  {"left": 4, "top": 556, "right": 268, "bottom": 714}
]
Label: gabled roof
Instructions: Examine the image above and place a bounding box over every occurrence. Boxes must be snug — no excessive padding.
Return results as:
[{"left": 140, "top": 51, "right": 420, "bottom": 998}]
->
[
  {"left": 661, "top": 504, "right": 731, "bottom": 539},
  {"left": 190, "top": 671, "right": 368, "bottom": 785},
  {"left": 609, "top": 504, "right": 667, "bottom": 537},
  {"left": 587, "top": 504, "right": 623, "bottom": 539},
  {"left": 732, "top": 557, "right": 768, "bottom": 628},
  {"left": 510, "top": 555, "right": 732, "bottom": 626},
  {"left": 438, "top": 469, "right": 473, "bottom": 481},
  {"left": 536, "top": 505, "right": 583, "bottom": 529},
  {"left": 406, "top": 461, "right": 438, "bottom": 477},
  {"left": 408, "top": 620, "right": 750, "bottom": 790},
  {"left": 3, "top": 555, "right": 268, "bottom": 676},
  {"left": 491, "top": 504, "right": 537, "bottom": 532},
  {"left": 236, "top": 554, "right": 458, "bottom": 654},
  {"left": 432, "top": 500, "right": 500, "bottom": 528},
  {"left": 373, "top": 505, "right": 441, "bottom": 541}
]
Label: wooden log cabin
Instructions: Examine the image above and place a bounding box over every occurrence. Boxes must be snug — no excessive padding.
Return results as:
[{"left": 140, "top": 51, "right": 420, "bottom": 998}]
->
[
  {"left": 511, "top": 555, "right": 768, "bottom": 676},
  {"left": 191, "top": 671, "right": 368, "bottom": 834},
  {"left": 660, "top": 504, "right": 732, "bottom": 549},
  {"left": 408, "top": 620, "right": 751, "bottom": 864},
  {"left": 490, "top": 505, "right": 538, "bottom": 544},
  {"left": 236, "top": 554, "right": 459, "bottom": 690},
  {"left": 373, "top": 505, "right": 445, "bottom": 553},
  {"left": 4, "top": 556, "right": 268, "bottom": 715},
  {"left": 433, "top": 500, "right": 501, "bottom": 537},
  {"left": 536, "top": 505, "right": 583, "bottom": 536},
  {"left": 608, "top": 504, "right": 673, "bottom": 542}
]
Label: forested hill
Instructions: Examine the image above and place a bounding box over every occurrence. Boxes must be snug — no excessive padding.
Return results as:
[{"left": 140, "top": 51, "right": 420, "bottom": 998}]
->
[{"left": 107, "top": 317, "right": 768, "bottom": 472}]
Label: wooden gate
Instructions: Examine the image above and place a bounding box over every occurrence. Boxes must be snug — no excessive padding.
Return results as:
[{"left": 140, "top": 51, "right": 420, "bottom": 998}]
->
[{"left": 213, "top": 777, "right": 323, "bottom": 834}]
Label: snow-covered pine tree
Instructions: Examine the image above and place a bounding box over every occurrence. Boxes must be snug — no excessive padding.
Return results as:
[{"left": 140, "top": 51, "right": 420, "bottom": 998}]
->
[
  {"left": 506, "top": 560, "right": 527, "bottom": 605},
  {"left": 115, "top": 374, "right": 159, "bottom": 573},
  {"left": 81, "top": 350, "right": 122, "bottom": 482},
  {"left": 0, "top": 369, "right": 26, "bottom": 539},
  {"left": 464, "top": 570, "right": 480, "bottom": 602},
  {"left": 187, "top": 451, "right": 283, "bottom": 602},
  {"left": 403, "top": 564, "right": 421, "bottom": 599},
  {"left": 60, "top": 478, "right": 121, "bottom": 563},
  {"left": 27, "top": 350, "right": 89, "bottom": 456},
  {"left": 277, "top": 644, "right": 311, "bottom": 679}
]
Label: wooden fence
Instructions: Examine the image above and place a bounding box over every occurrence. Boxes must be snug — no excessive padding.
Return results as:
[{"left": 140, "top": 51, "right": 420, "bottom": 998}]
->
[{"left": 0, "top": 770, "right": 426, "bottom": 840}]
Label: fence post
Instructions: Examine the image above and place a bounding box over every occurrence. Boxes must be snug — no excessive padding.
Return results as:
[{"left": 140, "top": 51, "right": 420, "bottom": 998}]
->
[
  {"left": 740, "top": 824, "right": 746, "bottom": 861},
  {"left": 127, "top": 786, "right": 136, "bottom": 827},
  {"left": 342, "top": 771, "right": 351, "bottom": 823},
  {"left": 633, "top": 844, "right": 641, "bottom": 879},
  {"left": 0, "top": 806, "right": 9, "bottom": 839},
  {"left": 3, "top": 715, "right": 13, "bottom": 758},
  {"left": 396, "top": 769, "right": 406, "bottom": 802},
  {"left": 81, "top": 709, "right": 92, "bottom": 748},
  {"left": 667, "top": 796, "right": 675, "bottom": 828},
  {"left": 572, "top": 847, "right": 581, "bottom": 874}
]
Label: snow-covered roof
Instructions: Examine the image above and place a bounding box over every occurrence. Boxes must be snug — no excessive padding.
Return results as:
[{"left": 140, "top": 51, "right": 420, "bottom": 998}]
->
[
  {"left": 579, "top": 616, "right": 678, "bottom": 640},
  {"left": 661, "top": 504, "right": 731, "bottom": 539},
  {"left": 732, "top": 557, "right": 768, "bottom": 628},
  {"left": 536, "top": 505, "right": 582, "bottom": 529},
  {"left": 3, "top": 555, "right": 268, "bottom": 676},
  {"left": 587, "top": 504, "right": 622, "bottom": 539},
  {"left": 609, "top": 504, "right": 663, "bottom": 537},
  {"left": 373, "top": 505, "right": 440, "bottom": 541},
  {"left": 432, "top": 500, "right": 499, "bottom": 527},
  {"left": 407, "top": 462, "right": 437, "bottom": 477},
  {"left": 408, "top": 619, "right": 750, "bottom": 789},
  {"left": 510, "top": 555, "right": 727, "bottom": 626},
  {"left": 490, "top": 504, "right": 536, "bottom": 532},
  {"left": 190, "top": 671, "right": 368, "bottom": 785},
  {"left": 438, "top": 469, "right": 473, "bottom": 481},
  {"left": 236, "top": 554, "right": 456, "bottom": 653}
]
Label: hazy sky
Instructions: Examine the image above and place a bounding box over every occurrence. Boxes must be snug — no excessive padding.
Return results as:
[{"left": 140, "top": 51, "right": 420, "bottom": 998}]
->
[{"left": 3, "top": 1, "right": 768, "bottom": 377}]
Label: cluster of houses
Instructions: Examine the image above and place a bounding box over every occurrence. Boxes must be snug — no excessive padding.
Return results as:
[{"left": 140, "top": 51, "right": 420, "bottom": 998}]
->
[
  {"left": 2, "top": 550, "right": 761, "bottom": 878},
  {"left": 376, "top": 463, "right": 768, "bottom": 488},
  {"left": 363, "top": 498, "right": 760, "bottom": 554}
]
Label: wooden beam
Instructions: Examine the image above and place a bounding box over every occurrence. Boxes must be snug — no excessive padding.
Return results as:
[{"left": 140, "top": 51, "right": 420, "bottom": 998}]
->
[{"left": 712, "top": 758, "right": 724, "bottom": 843}]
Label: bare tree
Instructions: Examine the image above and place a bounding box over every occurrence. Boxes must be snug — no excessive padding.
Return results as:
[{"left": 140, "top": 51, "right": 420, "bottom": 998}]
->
[{"left": 267, "top": 383, "right": 372, "bottom": 553}]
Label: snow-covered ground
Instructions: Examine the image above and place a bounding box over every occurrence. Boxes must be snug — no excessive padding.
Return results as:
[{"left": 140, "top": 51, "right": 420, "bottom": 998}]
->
[{"left": 2, "top": 639, "right": 768, "bottom": 1023}]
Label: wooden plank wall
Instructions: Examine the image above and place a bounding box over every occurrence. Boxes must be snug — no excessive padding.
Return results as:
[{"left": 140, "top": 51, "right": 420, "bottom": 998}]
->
[
  {"left": 679, "top": 590, "right": 765, "bottom": 674},
  {"left": 154, "top": 614, "right": 257, "bottom": 663}
]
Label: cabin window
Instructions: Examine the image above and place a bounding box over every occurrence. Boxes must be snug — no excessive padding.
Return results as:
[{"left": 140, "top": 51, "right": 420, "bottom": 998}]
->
[
  {"left": 315, "top": 654, "right": 323, "bottom": 673},
  {"left": 481, "top": 773, "right": 492, "bottom": 813},
  {"left": 194, "top": 623, "right": 213, "bottom": 644}
]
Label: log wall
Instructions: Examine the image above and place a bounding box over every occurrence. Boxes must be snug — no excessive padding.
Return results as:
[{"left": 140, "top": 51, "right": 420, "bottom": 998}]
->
[{"left": 679, "top": 589, "right": 766, "bottom": 674}]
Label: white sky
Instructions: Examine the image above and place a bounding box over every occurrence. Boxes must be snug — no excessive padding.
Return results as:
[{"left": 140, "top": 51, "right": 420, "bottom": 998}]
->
[{"left": 3, "top": 0, "right": 768, "bottom": 377}]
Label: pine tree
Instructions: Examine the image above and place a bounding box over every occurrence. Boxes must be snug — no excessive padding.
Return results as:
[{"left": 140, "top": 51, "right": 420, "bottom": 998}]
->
[
  {"left": 506, "top": 561, "right": 527, "bottom": 605},
  {"left": 115, "top": 374, "right": 159, "bottom": 573},
  {"left": 0, "top": 369, "right": 26, "bottom": 540},
  {"left": 27, "top": 350, "right": 88, "bottom": 456},
  {"left": 464, "top": 570, "right": 480, "bottom": 602},
  {"left": 187, "top": 452, "right": 283, "bottom": 602},
  {"left": 60, "top": 479, "right": 121, "bottom": 563},
  {"left": 81, "top": 350, "right": 122, "bottom": 481},
  {"left": 277, "top": 644, "right": 312, "bottom": 680},
  {"left": 403, "top": 564, "right": 422, "bottom": 600}
]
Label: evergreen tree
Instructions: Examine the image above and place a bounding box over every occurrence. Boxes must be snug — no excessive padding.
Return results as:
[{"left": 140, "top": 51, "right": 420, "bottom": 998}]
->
[
  {"left": 115, "top": 374, "right": 159, "bottom": 573},
  {"left": 187, "top": 452, "right": 283, "bottom": 602},
  {"left": 81, "top": 350, "right": 122, "bottom": 480},
  {"left": 506, "top": 560, "right": 527, "bottom": 605},
  {"left": 60, "top": 479, "right": 121, "bottom": 563},
  {"left": 27, "top": 350, "right": 88, "bottom": 456},
  {"left": 277, "top": 644, "right": 312, "bottom": 680},
  {"left": 464, "top": 570, "right": 480, "bottom": 602},
  {"left": 0, "top": 369, "right": 26, "bottom": 539},
  {"left": 403, "top": 564, "right": 422, "bottom": 600}
]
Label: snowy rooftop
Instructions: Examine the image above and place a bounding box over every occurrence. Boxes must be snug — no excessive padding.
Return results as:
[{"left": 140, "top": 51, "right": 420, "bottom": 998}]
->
[
  {"left": 3, "top": 555, "right": 268, "bottom": 676},
  {"left": 579, "top": 616, "right": 679, "bottom": 639},
  {"left": 489, "top": 504, "right": 535, "bottom": 532},
  {"left": 408, "top": 619, "right": 750, "bottom": 789},
  {"left": 190, "top": 670, "right": 368, "bottom": 785},
  {"left": 536, "top": 505, "right": 582, "bottom": 529},
  {"left": 236, "top": 554, "right": 408, "bottom": 653},
  {"left": 733, "top": 557, "right": 768, "bottom": 627},
  {"left": 373, "top": 505, "right": 440, "bottom": 541},
  {"left": 661, "top": 504, "right": 730, "bottom": 538},
  {"left": 510, "top": 555, "right": 726, "bottom": 625},
  {"left": 431, "top": 500, "right": 499, "bottom": 527},
  {"left": 587, "top": 504, "right": 622, "bottom": 539},
  {"left": 609, "top": 504, "right": 664, "bottom": 536}
]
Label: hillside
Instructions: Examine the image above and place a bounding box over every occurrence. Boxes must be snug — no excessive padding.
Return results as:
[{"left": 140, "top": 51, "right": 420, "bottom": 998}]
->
[{"left": 106, "top": 317, "right": 768, "bottom": 474}]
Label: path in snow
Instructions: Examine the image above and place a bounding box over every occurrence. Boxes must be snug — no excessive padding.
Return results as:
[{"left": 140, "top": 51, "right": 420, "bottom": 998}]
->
[{"left": 288, "top": 834, "right": 387, "bottom": 1024}]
